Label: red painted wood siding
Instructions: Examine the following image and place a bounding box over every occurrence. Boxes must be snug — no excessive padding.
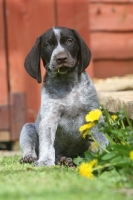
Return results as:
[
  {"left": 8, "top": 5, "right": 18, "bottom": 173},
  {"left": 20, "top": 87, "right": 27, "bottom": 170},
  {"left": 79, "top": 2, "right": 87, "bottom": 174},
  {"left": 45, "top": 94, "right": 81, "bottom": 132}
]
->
[
  {"left": 0, "top": 0, "right": 92, "bottom": 125},
  {"left": 89, "top": 0, "right": 133, "bottom": 78},
  {"left": 0, "top": 0, "right": 8, "bottom": 105},
  {"left": 5, "top": 0, "right": 55, "bottom": 122},
  {"left": 56, "top": 0, "right": 93, "bottom": 76}
]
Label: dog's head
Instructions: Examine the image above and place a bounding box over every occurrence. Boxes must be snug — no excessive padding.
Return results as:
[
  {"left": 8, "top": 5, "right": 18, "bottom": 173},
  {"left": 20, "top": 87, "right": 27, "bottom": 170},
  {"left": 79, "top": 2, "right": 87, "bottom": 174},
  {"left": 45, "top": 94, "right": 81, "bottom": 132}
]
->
[{"left": 24, "top": 27, "right": 91, "bottom": 83}]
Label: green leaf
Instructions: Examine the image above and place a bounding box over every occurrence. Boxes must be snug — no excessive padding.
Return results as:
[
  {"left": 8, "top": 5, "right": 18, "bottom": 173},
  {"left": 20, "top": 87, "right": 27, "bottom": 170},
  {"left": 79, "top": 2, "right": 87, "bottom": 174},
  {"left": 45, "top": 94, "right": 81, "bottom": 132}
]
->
[
  {"left": 110, "top": 156, "right": 130, "bottom": 167},
  {"left": 101, "top": 151, "right": 117, "bottom": 161},
  {"left": 84, "top": 151, "right": 95, "bottom": 161},
  {"left": 73, "top": 156, "right": 84, "bottom": 166},
  {"left": 113, "top": 144, "right": 131, "bottom": 156}
]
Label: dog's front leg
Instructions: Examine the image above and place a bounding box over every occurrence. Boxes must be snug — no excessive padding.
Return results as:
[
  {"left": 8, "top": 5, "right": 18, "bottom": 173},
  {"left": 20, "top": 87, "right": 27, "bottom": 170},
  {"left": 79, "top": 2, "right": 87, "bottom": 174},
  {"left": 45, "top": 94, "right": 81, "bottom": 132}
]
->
[{"left": 34, "top": 114, "right": 59, "bottom": 167}]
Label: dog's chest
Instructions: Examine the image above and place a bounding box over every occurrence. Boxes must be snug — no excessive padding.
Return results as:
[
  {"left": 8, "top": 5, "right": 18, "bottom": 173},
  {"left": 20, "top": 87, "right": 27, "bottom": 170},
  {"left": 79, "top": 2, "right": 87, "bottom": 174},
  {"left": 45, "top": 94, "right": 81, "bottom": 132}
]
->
[
  {"left": 54, "top": 86, "right": 89, "bottom": 156},
  {"left": 61, "top": 86, "right": 88, "bottom": 116},
  {"left": 58, "top": 86, "right": 89, "bottom": 132}
]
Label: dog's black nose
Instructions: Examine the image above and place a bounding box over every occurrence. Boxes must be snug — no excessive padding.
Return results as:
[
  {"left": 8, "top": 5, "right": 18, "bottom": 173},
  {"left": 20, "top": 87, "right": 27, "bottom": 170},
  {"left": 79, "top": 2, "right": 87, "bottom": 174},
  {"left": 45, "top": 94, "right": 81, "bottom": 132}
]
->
[{"left": 56, "top": 56, "right": 67, "bottom": 64}]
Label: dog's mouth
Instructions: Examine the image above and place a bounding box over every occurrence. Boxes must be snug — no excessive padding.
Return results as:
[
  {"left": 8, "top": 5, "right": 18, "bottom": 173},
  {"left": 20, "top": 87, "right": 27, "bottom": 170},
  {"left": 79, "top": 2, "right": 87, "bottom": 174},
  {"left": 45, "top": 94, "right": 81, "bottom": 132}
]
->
[{"left": 57, "top": 66, "right": 71, "bottom": 74}]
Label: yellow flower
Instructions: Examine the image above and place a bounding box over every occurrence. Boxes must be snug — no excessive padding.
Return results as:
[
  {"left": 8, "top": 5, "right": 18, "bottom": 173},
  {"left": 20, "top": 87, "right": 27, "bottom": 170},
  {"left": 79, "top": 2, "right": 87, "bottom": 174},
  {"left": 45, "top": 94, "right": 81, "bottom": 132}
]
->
[
  {"left": 129, "top": 150, "right": 133, "bottom": 161},
  {"left": 111, "top": 115, "right": 117, "bottom": 121},
  {"left": 89, "top": 141, "right": 99, "bottom": 152},
  {"left": 89, "top": 159, "right": 98, "bottom": 167},
  {"left": 79, "top": 122, "right": 96, "bottom": 133},
  {"left": 85, "top": 109, "right": 102, "bottom": 122},
  {"left": 82, "top": 130, "right": 88, "bottom": 139},
  {"left": 79, "top": 159, "right": 97, "bottom": 180},
  {"left": 79, "top": 123, "right": 96, "bottom": 138},
  {"left": 109, "top": 115, "right": 118, "bottom": 124}
]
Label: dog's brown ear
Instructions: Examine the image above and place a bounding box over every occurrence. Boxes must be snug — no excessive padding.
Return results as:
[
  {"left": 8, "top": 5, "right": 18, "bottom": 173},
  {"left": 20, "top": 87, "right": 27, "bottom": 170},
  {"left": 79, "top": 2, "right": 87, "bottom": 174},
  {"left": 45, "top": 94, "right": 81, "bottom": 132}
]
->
[
  {"left": 72, "top": 29, "right": 91, "bottom": 74},
  {"left": 24, "top": 37, "right": 42, "bottom": 83}
]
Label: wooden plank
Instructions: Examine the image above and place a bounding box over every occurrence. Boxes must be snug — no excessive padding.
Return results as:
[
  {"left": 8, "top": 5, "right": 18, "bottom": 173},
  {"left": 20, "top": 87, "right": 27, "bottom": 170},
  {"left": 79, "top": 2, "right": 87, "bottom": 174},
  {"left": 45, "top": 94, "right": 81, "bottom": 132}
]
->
[
  {"left": 0, "top": 105, "right": 10, "bottom": 129},
  {"left": 10, "top": 93, "right": 26, "bottom": 141},
  {"left": 0, "top": 131, "right": 10, "bottom": 142},
  {"left": 6, "top": 0, "right": 55, "bottom": 93},
  {"left": 90, "top": 3, "right": 133, "bottom": 31},
  {"left": 93, "top": 60, "right": 133, "bottom": 78},
  {"left": 6, "top": 0, "right": 55, "bottom": 122},
  {"left": 90, "top": 32, "right": 133, "bottom": 59},
  {"left": 0, "top": 0, "right": 8, "bottom": 105},
  {"left": 90, "top": 0, "right": 133, "bottom": 3},
  {"left": 56, "top": 0, "right": 93, "bottom": 77}
]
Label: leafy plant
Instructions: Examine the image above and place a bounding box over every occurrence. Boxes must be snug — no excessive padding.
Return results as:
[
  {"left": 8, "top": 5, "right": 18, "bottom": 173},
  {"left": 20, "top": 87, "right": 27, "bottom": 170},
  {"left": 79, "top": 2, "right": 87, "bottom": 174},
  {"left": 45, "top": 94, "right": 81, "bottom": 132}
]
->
[{"left": 73, "top": 105, "right": 133, "bottom": 181}]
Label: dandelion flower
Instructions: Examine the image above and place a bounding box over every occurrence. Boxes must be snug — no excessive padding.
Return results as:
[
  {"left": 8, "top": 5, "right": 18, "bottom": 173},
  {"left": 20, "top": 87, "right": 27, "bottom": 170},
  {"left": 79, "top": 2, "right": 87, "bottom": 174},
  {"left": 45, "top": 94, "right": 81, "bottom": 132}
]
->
[
  {"left": 82, "top": 130, "right": 88, "bottom": 139},
  {"left": 89, "top": 159, "right": 98, "bottom": 167},
  {"left": 79, "top": 162, "right": 94, "bottom": 179},
  {"left": 129, "top": 150, "right": 133, "bottom": 161},
  {"left": 85, "top": 109, "right": 102, "bottom": 122},
  {"left": 111, "top": 115, "right": 117, "bottom": 121},
  {"left": 79, "top": 160, "right": 97, "bottom": 180},
  {"left": 79, "top": 123, "right": 96, "bottom": 138},
  {"left": 79, "top": 122, "right": 96, "bottom": 133}
]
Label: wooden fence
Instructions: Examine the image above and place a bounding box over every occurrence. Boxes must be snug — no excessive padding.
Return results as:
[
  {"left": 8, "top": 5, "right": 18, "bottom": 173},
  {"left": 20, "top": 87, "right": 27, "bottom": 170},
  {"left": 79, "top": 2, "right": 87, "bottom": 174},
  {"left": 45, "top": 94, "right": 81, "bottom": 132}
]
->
[
  {"left": 0, "top": 0, "right": 133, "bottom": 146},
  {"left": 0, "top": 0, "right": 92, "bottom": 144},
  {"left": 90, "top": 0, "right": 133, "bottom": 78}
]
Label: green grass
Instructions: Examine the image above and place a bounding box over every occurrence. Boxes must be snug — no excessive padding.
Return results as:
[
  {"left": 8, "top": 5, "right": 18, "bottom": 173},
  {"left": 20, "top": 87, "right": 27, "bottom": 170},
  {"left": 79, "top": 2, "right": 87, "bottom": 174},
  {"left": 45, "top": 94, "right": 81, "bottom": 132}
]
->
[{"left": 0, "top": 156, "right": 132, "bottom": 200}]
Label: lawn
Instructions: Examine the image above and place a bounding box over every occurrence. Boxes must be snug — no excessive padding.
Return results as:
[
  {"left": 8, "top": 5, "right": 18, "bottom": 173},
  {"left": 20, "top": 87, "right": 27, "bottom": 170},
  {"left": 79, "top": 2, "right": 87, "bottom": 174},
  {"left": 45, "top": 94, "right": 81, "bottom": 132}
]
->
[
  {"left": 1, "top": 107, "right": 133, "bottom": 200},
  {"left": 0, "top": 155, "right": 132, "bottom": 200}
]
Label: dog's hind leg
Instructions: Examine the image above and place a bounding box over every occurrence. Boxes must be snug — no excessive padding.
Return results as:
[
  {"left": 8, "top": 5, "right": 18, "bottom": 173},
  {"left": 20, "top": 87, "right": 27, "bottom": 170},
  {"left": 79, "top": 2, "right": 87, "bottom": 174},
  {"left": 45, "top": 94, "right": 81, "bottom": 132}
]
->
[{"left": 19, "top": 123, "right": 39, "bottom": 164}]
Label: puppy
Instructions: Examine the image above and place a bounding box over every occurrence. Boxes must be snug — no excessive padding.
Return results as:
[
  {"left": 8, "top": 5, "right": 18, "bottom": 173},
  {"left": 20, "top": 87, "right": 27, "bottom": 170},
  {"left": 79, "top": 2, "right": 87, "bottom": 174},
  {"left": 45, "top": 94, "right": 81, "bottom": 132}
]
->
[{"left": 20, "top": 27, "right": 108, "bottom": 166}]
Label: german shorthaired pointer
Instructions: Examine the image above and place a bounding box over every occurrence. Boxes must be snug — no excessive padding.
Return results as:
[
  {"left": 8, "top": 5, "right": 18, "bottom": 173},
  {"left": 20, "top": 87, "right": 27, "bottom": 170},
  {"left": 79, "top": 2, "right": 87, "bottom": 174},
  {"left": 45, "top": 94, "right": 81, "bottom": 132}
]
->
[{"left": 20, "top": 27, "right": 108, "bottom": 166}]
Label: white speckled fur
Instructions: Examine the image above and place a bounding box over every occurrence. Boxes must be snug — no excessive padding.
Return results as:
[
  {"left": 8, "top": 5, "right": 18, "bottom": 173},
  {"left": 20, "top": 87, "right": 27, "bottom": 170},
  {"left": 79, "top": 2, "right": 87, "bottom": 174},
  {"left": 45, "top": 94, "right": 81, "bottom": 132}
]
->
[{"left": 48, "top": 28, "right": 64, "bottom": 70}]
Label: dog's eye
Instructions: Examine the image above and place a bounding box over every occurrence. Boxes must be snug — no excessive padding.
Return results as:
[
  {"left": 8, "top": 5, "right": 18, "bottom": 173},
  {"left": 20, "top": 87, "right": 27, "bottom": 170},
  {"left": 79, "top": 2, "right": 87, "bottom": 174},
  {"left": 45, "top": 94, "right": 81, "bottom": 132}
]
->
[
  {"left": 65, "top": 38, "right": 73, "bottom": 46},
  {"left": 44, "top": 42, "right": 53, "bottom": 49}
]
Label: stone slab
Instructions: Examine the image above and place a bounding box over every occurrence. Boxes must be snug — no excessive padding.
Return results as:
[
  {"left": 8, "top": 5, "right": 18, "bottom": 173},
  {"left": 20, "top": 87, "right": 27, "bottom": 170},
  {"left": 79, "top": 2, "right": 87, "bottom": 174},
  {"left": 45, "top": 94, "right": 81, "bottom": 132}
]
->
[
  {"left": 94, "top": 74, "right": 133, "bottom": 92},
  {"left": 98, "top": 91, "right": 133, "bottom": 119},
  {"left": 93, "top": 75, "right": 133, "bottom": 119},
  {"left": 0, "top": 150, "right": 22, "bottom": 157}
]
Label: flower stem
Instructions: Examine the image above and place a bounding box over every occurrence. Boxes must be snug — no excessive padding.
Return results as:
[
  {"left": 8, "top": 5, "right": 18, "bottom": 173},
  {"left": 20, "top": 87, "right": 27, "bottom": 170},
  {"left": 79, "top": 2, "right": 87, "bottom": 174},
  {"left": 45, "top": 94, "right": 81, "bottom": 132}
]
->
[
  {"left": 93, "top": 163, "right": 116, "bottom": 171},
  {"left": 104, "top": 133, "right": 115, "bottom": 145},
  {"left": 123, "top": 105, "right": 133, "bottom": 131},
  {"left": 120, "top": 119, "right": 125, "bottom": 129},
  {"left": 91, "top": 136, "right": 110, "bottom": 153}
]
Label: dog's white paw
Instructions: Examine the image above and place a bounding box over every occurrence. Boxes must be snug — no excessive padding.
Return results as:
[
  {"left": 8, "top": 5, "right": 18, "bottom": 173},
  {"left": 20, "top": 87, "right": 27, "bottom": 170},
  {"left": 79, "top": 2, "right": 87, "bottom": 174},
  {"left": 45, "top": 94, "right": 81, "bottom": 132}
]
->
[{"left": 34, "top": 160, "right": 55, "bottom": 167}]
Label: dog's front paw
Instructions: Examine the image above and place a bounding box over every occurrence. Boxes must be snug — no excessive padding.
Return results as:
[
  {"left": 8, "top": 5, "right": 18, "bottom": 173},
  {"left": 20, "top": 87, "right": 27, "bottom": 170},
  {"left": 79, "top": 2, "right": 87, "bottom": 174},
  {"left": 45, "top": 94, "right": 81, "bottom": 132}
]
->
[
  {"left": 34, "top": 160, "right": 55, "bottom": 167},
  {"left": 20, "top": 156, "right": 37, "bottom": 164}
]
